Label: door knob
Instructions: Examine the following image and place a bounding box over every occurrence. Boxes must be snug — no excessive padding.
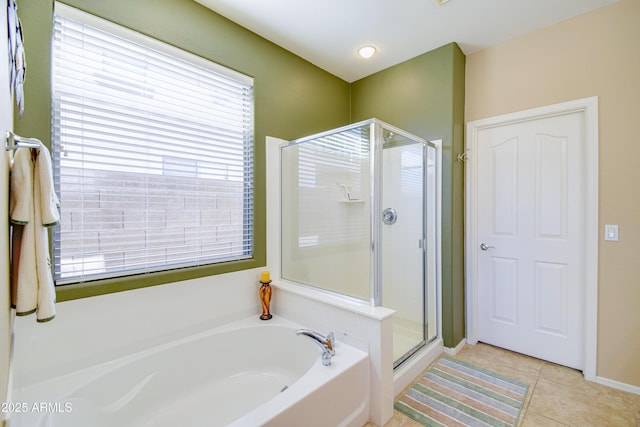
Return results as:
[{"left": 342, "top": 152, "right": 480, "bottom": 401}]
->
[{"left": 480, "top": 243, "right": 495, "bottom": 251}]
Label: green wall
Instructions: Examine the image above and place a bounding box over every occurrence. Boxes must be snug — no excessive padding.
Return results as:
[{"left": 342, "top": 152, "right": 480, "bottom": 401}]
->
[
  {"left": 351, "top": 43, "right": 466, "bottom": 348},
  {"left": 15, "top": 0, "right": 351, "bottom": 300}
]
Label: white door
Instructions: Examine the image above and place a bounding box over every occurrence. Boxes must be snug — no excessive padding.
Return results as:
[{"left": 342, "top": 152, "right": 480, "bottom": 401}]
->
[{"left": 476, "top": 111, "right": 585, "bottom": 370}]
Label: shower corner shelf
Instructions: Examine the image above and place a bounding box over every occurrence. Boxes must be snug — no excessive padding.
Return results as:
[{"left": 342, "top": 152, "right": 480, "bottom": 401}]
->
[{"left": 338, "top": 199, "right": 365, "bottom": 204}]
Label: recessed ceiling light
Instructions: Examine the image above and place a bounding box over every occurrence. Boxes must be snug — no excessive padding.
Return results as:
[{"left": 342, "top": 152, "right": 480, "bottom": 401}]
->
[
  {"left": 435, "top": 0, "right": 450, "bottom": 4},
  {"left": 358, "top": 45, "right": 377, "bottom": 59}
]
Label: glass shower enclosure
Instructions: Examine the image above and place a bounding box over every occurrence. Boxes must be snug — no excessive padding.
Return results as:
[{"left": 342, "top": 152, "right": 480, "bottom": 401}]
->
[{"left": 281, "top": 119, "right": 440, "bottom": 367}]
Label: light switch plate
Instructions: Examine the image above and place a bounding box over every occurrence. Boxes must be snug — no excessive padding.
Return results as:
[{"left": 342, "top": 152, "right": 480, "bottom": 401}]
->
[{"left": 604, "top": 224, "right": 619, "bottom": 241}]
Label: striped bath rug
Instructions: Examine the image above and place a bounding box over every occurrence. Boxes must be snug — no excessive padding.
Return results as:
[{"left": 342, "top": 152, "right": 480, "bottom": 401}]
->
[{"left": 395, "top": 356, "right": 528, "bottom": 427}]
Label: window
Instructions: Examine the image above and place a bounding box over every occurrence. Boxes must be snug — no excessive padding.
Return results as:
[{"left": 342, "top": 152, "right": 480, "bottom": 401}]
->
[{"left": 51, "top": 4, "right": 254, "bottom": 285}]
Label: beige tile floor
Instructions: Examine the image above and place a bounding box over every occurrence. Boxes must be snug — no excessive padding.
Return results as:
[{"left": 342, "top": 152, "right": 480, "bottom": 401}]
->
[{"left": 366, "top": 343, "right": 640, "bottom": 427}]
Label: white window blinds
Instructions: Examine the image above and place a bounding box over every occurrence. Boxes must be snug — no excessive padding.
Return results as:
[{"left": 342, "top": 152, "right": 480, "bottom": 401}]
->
[{"left": 51, "top": 3, "right": 254, "bottom": 284}]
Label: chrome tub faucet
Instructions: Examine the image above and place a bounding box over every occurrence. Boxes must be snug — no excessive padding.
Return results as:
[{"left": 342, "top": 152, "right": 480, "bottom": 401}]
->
[{"left": 296, "top": 329, "right": 335, "bottom": 366}]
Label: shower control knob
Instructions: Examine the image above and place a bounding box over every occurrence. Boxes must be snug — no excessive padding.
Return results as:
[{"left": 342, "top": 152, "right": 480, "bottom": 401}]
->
[
  {"left": 382, "top": 208, "right": 398, "bottom": 225},
  {"left": 480, "top": 243, "right": 495, "bottom": 251}
]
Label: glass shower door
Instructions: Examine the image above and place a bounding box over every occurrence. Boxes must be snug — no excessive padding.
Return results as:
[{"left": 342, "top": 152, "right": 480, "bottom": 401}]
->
[
  {"left": 281, "top": 125, "right": 372, "bottom": 301},
  {"left": 379, "top": 130, "right": 427, "bottom": 367}
]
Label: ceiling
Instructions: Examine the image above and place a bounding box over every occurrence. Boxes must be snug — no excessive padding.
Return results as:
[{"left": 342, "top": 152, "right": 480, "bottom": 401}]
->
[{"left": 195, "top": 0, "right": 620, "bottom": 82}]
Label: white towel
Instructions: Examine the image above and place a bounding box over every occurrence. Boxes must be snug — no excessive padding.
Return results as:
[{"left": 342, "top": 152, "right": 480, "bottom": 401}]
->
[
  {"left": 10, "top": 145, "right": 60, "bottom": 322},
  {"left": 10, "top": 148, "right": 36, "bottom": 315},
  {"left": 36, "top": 146, "right": 60, "bottom": 226}
]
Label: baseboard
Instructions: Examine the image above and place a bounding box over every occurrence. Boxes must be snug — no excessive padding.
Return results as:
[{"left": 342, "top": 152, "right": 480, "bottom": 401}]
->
[
  {"left": 596, "top": 376, "right": 640, "bottom": 396},
  {"left": 443, "top": 338, "right": 466, "bottom": 355}
]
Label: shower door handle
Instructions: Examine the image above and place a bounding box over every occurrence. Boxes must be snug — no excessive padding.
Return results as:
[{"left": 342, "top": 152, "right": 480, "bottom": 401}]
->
[{"left": 480, "top": 243, "right": 495, "bottom": 251}]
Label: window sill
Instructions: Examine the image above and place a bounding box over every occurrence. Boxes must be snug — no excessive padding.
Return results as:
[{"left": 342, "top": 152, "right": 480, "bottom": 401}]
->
[{"left": 55, "top": 257, "right": 264, "bottom": 302}]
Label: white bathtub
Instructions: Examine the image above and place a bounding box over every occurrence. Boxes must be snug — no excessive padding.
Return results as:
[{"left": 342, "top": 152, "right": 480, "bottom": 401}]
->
[{"left": 11, "top": 316, "right": 370, "bottom": 427}]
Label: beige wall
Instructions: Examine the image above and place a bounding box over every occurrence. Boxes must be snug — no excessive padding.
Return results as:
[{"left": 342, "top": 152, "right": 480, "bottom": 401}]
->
[{"left": 465, "top": 0, "right": 640, "bottom": 387}]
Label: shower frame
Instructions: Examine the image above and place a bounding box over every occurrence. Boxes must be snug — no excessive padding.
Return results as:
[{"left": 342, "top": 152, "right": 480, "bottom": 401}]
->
[{"left": 281, "top": 118, "right": 442, "bottom": 365}]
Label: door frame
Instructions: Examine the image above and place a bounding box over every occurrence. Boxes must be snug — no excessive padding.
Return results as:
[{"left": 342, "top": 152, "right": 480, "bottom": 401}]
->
[{"left": 465, "top": 97, "right": 599, "bottom": 381}]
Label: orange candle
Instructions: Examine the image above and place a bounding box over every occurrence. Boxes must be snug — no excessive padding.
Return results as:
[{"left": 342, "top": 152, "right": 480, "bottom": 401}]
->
[{"left": 261, "top": 271, "right": 271, "bottom": 283}]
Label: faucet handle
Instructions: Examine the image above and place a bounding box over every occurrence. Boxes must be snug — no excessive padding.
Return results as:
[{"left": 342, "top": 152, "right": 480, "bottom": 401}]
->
[{"left": 326, "top": 332, "right": 335, "bottom": 353}]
